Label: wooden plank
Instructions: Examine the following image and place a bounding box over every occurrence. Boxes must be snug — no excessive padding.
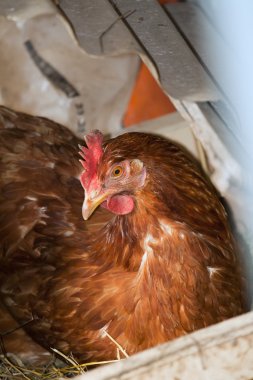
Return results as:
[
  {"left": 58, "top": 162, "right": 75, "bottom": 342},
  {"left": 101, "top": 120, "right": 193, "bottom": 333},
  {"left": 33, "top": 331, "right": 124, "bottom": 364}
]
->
[
  {"left": 75, "top": 311, "right": 253, "bottom": 380},
  {"left": 109, "top": 0, "right": 217, "bottom": 101}
]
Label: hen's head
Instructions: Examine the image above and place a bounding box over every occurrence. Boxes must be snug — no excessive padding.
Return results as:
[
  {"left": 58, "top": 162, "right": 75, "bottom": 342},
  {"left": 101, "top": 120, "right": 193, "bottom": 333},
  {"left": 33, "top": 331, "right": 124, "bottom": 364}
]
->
[{"left": 79, "top": 131, "right": 147, "bottom": 220}]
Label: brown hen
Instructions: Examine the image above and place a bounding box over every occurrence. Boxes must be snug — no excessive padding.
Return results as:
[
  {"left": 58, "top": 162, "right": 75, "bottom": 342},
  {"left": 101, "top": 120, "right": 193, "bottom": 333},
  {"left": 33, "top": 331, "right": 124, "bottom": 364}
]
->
[{"left": 0, "top": 106, "right": 246, "bottom": 365}]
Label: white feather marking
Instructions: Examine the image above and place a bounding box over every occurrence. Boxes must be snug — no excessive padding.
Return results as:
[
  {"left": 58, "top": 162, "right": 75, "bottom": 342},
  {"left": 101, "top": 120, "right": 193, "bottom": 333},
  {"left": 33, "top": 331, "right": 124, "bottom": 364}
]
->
[
  {"left": 39, "top": 206, "right": 48, "bottom": 218},
  {"left": 25, "top": 196, "right": 37, "bottom": 201},
  {"left": 63, "top": 230, "right": 74, "bottom": 237},
  {"left": 139, "top": 252, "right": 148, "bottom": 272},
  {"left": 179, "top": 232, "right": 185, "bottom": 240},
  {"left": 63, "top": 223, "right": 76, "bottom": 237},
  {"left": 47, "top": 162, "right": 55, "bottom": 169},
  {"left": 138, "top": 233, "right": 157, "bottom": 275},
  {"left": 159, "top": 220, "right": 173, "bottom": 236},
  {"left": 207, "top": 266, "right": 219, "bottom": 277},
  {"left": 18, "top": 225, "right": 30, "bottom": 239},
  {"left": 143, "top": 233, "right": 157, "bottom": 254}
]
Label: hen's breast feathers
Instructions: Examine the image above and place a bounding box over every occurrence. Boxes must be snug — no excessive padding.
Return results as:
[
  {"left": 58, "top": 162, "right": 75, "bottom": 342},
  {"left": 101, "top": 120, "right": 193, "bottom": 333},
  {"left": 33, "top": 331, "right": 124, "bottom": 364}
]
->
[{"left": 0, "top": 106, "right": 246, "bottom": 363}]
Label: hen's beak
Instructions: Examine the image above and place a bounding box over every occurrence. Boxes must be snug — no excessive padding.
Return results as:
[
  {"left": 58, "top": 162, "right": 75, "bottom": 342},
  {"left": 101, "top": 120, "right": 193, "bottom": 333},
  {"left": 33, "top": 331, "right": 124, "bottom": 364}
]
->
[{"left": 82, "top": 190, "right": 110, "bottom": 220}]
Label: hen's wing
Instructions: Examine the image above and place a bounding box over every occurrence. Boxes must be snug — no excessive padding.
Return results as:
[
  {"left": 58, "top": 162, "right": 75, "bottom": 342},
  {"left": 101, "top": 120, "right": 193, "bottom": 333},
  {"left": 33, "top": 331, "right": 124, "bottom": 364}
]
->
[{"left": 0, "top": 106, "right": 111, "bottom": 358}]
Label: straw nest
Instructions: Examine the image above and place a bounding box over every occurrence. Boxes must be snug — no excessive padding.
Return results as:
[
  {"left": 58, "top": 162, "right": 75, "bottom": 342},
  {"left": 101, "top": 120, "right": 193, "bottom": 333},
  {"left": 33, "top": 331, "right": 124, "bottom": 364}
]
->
[{"left": 0, "top": 332, "right": 128, "bottom": 379}]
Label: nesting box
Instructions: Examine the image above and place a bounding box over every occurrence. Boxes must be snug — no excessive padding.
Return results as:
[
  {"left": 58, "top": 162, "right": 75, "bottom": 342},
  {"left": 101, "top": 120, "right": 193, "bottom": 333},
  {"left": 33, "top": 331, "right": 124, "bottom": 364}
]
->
[{"left": 0, "top": 1, "right": 252, "bottom": 379}]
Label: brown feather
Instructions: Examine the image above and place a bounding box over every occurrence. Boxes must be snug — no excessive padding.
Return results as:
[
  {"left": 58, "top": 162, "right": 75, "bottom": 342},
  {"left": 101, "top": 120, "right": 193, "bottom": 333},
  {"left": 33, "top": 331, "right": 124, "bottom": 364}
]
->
[{"left": 0, "top": 106, "right": 247, "bottom": 364}]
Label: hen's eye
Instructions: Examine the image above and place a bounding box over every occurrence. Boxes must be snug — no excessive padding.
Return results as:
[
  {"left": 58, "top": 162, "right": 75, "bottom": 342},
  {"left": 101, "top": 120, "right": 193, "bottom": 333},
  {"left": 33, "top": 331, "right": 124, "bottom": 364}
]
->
[{"left": 112, "top": 166, "right": 123, "bottom": 178}]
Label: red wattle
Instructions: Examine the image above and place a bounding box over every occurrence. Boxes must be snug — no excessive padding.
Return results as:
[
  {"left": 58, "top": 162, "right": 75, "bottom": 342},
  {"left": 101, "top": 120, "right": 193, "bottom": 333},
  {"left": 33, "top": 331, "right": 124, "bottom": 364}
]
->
[{"left": 106, "top": 195, "right": 134, "bottom": 215}]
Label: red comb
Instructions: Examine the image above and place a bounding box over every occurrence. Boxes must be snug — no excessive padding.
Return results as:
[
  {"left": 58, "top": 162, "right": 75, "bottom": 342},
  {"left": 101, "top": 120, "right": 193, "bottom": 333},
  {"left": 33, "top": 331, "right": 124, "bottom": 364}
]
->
[{"left": 79, "top": 130, "right": 104, "bottom": 189}]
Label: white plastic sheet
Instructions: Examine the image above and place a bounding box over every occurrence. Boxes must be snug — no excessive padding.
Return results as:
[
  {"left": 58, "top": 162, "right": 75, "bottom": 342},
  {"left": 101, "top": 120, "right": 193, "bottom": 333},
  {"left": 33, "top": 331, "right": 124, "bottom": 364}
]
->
[{"left": 0, "top": 0, "right": 139, "bottom": 136}]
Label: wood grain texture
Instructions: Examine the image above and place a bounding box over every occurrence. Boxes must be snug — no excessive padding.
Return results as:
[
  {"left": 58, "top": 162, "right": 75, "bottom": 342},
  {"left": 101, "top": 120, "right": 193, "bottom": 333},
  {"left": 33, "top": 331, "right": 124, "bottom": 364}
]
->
[{"left": 77, "top": 311, "right": 253, "bottom": 380}]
